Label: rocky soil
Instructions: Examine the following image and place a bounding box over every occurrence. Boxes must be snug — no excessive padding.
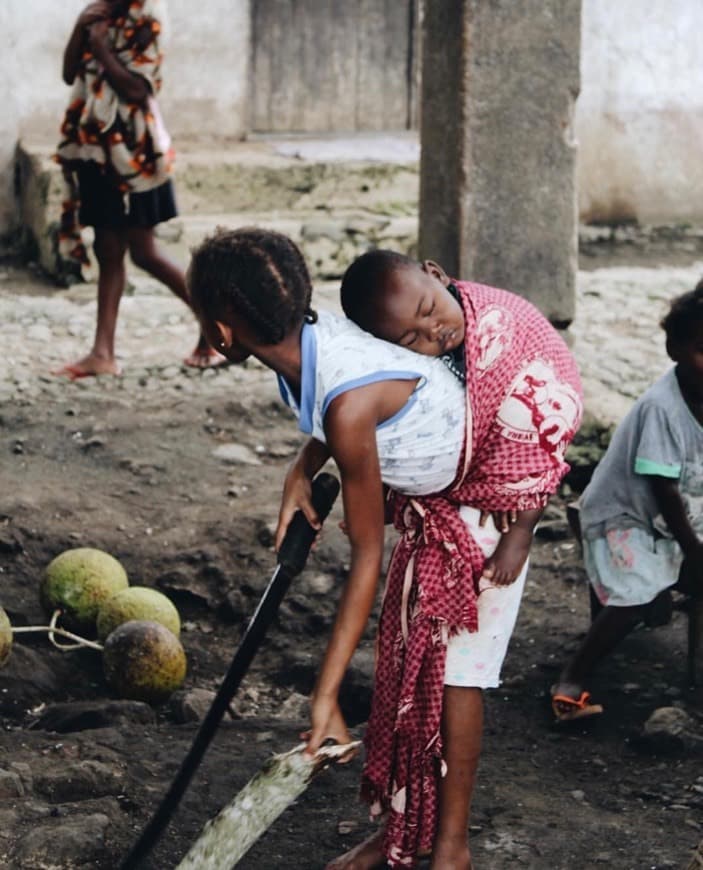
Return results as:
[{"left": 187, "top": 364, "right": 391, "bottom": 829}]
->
[{"left": 0, "top": 256, "right": 702, "bottom": 869}]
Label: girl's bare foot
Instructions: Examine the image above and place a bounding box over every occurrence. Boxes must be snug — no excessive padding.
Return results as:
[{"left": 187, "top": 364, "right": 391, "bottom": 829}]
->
[
  {"left": 430, "top": 840, "right": 472, "bottom": 870},
  {"left": 325, "top": 830, "right": 387, "bottom": 870},
  {"left": 550, "top": 681, "right": 603, "bottom": 722},
  {"left": 52, "top": 354, "right": 122, "bottom": 380},
  {"left": 183, "top": 335, "right": 230, "bottom": 369}
]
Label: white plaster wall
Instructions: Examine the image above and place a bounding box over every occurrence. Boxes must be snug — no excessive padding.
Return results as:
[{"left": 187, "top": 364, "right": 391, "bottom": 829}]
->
[
  {"left": 1, "top": 3, "right": 23, "bottom": 232},
  {"left": 3, "top": 0, "right": 703, "bottom": 234},
  {"left": 1, "top": 0, "right": 250, "bottom": 234},
  {"left": 577, "top": 0, "right": 703, "bottom": 224}
]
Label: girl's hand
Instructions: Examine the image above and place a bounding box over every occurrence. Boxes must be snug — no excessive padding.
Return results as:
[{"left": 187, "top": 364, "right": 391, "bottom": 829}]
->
[
  {"left": 304, "top": 694, "right": 352, "bottom": 757},
  {"left": 275, "top": 463, "right": 321, "bottom": 553}
]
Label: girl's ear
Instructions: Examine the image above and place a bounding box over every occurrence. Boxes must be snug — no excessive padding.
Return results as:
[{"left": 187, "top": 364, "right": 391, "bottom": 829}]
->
[
  {"left": 212, "top": 320, "right": 234, "bottom": 352},
  {"left": 421, "top": 260, "right": 451, "bottom": 286}
]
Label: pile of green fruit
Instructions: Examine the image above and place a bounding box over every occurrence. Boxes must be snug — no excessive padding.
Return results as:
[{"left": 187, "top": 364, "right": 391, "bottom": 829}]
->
[{"left": 1, "top": 547, "right": 187, "bottom": 704}]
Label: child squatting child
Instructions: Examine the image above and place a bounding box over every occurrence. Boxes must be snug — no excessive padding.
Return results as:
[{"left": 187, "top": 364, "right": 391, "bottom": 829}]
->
[
  {"left": 276, "top": 249, "right": 583, "bottom": 869},
  {"left": 552, "top": 282, "right": 703, "bottom": 722}
]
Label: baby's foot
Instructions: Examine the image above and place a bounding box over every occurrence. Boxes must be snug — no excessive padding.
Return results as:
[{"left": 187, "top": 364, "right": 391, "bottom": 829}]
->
[
  {"left": 325, "top": 830, "right": 387, "bottom": 870},
  {"left": 52, "top": 354, "right": 121, "bottom": 380},
  {"left": 183, "top": 335, "right": 230, "bottom": 369}
]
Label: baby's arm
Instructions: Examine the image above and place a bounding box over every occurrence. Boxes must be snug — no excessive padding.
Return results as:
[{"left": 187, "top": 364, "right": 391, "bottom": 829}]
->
[
  {"left": 650, "top": 476, "right": 703, "bottom": 593},
  {"left": 481, "top": 507, "right": 544, "bottom": 586}
]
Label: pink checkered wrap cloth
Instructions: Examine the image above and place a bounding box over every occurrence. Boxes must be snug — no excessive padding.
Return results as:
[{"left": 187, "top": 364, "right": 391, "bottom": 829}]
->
[{"left": 360, "top": 281, "right": 583, "bottom": 866}]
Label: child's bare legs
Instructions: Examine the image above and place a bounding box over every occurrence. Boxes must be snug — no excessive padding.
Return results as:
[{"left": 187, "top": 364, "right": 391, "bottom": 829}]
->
[
  {"left": 55, "top": 226, "right": 127, "bottom": 377},
  {"left": 552, "top": 603, "right": 643, "bottom": 711},
  {"left": 127, "top": 226, "right": 223, "bottom": 368},
  {"left": 432, "top": 686, "right": 481, "bottom": 870},
  {"left": 325, "top": 686, "right": 481, "bottom": 870}
]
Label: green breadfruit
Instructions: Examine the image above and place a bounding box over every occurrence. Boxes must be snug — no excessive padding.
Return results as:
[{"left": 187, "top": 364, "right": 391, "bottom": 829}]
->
[
  {"left": 41, "top": 547, "right": 129, "bottom": 633},
  {"left": 0, "top": 607, "right": 12, "bottom": 667},
  {"left": 103, "top": 620, "right": 187, "bottom": 704},
  {"left": 97, "top": 587, "right": 181, "bottom": 642}
]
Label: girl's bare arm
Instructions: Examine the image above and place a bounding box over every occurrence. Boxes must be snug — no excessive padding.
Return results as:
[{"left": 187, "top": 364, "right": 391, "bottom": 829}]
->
[
  {"left": 63, "top": 2, "right": 112, "bottom": 84},
  {"left": 87, "top": 21, "right": 150, "bottom": 104},
  {"left": 305, "top": 391, "right": 386, "bottom": 753},
  {"left": 650, "top": 476, "right": 702, "bottom": 558},
  {"left": 63, "top": 24, "right": 87, "bottom": 85}
]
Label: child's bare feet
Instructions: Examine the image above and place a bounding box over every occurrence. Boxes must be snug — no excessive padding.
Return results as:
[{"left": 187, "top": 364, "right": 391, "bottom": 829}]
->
[
  {"left": 183, "top": 335, "right": 230, "bottom": 369},
  {"left": 550, "top": 680, "right": 603, "bottom": 722},
  {"left": 325, "top": 830, "right": 387, "bottom": 870},
  {"left": 52, "top": 354, "right": 122, "bottom": 380}
]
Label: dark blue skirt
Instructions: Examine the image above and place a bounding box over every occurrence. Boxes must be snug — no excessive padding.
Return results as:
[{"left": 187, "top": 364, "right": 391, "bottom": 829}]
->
[{"left": 77, "top": 162, "right": 178, "bottom": 229}]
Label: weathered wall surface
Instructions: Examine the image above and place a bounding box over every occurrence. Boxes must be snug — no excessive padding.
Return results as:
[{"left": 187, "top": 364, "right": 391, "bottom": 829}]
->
[
  {"left": 419, "top": 0, "right": 580, "bottom": 324},
  {"left": 2, "top": 0, "right": 703, "bottom": 236},
  {"left": 250, "top": 0, "right": 417, "bottom": 132},
  {"left": 1, "top": 0, "right": 250, "bottom": 236},
  {"left": 577, "top": 0, "right": 703, "bottom": 225}
]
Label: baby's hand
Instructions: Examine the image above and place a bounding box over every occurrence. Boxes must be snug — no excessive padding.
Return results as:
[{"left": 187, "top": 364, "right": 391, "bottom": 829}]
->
[
  {"left": 479, "top": 509, "right": 517, "bottom": 535},
  {"left": 481, "top": 526, "right": 531, "bottom": 586}
]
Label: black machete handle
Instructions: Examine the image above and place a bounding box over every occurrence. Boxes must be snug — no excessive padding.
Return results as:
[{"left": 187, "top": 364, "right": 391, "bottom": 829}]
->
[
  {"left": 278, "top": 471, "right": 340, "bottom": 575},
  {"left": 120, "top": 472, "right": 340, "bottom": 869}
]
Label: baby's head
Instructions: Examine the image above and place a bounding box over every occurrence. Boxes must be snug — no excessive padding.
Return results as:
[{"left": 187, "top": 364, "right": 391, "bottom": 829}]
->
[
  {"left": 661, "top": 280, "right": 703, "bottom": 383},
  {"left": 340, "top": 250, "right": 465, "bottom": 356},
  {"left": 188, "top": 227, "right": 314, "bottom": 361}
]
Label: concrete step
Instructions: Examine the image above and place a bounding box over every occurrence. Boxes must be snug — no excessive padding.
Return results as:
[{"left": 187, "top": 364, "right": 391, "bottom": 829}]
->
[{"left": 15, "top": 135, "right": 420, "bottom": 283}]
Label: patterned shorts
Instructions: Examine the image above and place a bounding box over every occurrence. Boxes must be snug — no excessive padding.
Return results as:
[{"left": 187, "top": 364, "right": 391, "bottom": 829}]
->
[
  {"left": 444, "top": 506, "right": 528, "bottom": 689},
  {"left": 584, "top": 526, "right": 682, "bottom": 608}
]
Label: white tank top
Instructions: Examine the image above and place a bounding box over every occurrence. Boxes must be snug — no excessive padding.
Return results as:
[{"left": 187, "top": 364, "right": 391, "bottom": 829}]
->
[{"left": 277, "top": 310, "right": 465, "bottom": 495}]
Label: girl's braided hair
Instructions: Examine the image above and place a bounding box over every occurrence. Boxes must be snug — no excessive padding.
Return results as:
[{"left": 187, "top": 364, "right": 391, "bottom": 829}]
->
[
  {"left": 188, "top": 227, "right": 316, "bottom": 344},
  {"left": 660, "top": 278, "right": 703, "bottom": 344}
]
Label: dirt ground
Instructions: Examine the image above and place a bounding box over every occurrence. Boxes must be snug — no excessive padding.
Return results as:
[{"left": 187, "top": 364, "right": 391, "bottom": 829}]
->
[{"left": 0, "top": 263, "right": 702, "bottom": 870}]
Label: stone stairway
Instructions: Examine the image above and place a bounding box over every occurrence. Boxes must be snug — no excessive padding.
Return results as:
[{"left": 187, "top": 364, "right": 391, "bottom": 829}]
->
[{"left": 15, "top": 133, "right": 421, "bottom": 286}]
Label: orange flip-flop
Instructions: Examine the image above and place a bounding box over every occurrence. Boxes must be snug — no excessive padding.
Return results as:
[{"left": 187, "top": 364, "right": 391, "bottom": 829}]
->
[{"left": 551, "top": 690, "right": 604, "bottom": 723}]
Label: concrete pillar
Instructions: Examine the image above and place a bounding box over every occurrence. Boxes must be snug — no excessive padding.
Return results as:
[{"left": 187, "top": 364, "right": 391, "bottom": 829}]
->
[{"left": 419, "top": 1, "right": 581, "bottom": 326}]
